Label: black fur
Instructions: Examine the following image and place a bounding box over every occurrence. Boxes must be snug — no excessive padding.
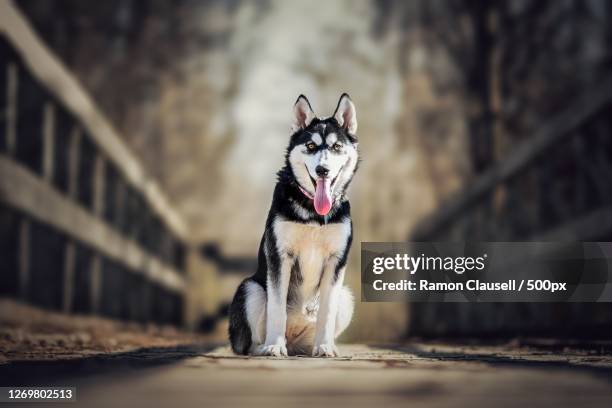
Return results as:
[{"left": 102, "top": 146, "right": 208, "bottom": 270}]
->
[{"left": 228, "top": 102, "right": 358, "bottom": 355}]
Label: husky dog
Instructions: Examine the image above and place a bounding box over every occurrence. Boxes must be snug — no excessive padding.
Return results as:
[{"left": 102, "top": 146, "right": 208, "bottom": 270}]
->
[{"left": 229, "top": 93, "right": 359, "bottom": 357}]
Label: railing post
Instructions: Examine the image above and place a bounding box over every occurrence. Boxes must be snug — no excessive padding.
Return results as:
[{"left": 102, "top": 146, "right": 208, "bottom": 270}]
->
[
  {"left": 93, "top": 154, "right": 105, "bottom": 215},
  {"left": 5, "top": 62, "right": 17, "bottom": 156},
  {"left": 67, "top": 126, "right": 81, "bottom": 199},
  {"left": 18, "top": 218, "right": 30, "bottom": 300},
  {"left": 62, "top": 241, "right": 75, "bottom": 313},
  {"left": 59, "top": 125, "right": 81, "bottom": 313},
  {"left": 90, "top": 256, "right": 102, "bottom": 314},
  {"left": 42, "top": 102, "right": 55, "bottom": 182},
  {"left": 90, "top": 153, "right": 105, "bottom": 314}
]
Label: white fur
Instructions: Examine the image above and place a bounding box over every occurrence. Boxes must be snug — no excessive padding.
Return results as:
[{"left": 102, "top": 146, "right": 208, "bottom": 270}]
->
[
  {"left": 244, "top": 280, "right": 266, "bottom": 345},
  {"left": 288, "top": 140, "right": 358, "bottom": 199},
  {"left": 251, "top": 216, "right": 353, "bottom": 356},
  {"left": 260, "top": 256, "right": 292, "bottom": 356},
  {"left": 289, "top": 146, "right": 318, "bottom": 197},
  {"left": 326, "top": 133, "right": 338, "bottom": 146},
  {"left": 273, "top": 216, "right": 350, "bottom": 300},
  {"left": 311, "top": 133, "right": 323, "bottom": 145},
  {"left": 247, "top": 283, "right": 353, "bottom": 356},
  {"left": 331, "top": 144, "right": 358, "bottom": 198}
]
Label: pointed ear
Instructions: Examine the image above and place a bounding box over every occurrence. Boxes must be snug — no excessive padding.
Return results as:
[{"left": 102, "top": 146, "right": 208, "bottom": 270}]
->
[
  {"left": 291, "top": 95, "right": 315, "bottom": 132},
  {"left": 333, "top": 93, "right": 357, "bottom": 135}
]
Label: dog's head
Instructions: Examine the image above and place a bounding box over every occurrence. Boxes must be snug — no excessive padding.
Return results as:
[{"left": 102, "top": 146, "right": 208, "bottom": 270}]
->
[{"left": 286, "top": 93, "right": 359, "bottom": 216}]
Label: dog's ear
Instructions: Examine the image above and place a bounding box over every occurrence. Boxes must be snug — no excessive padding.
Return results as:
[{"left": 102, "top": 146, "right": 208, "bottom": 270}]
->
[
  {"left": 291, "top": 95, "right": 315, "bottom": 132},
  {"left": 333, "top": 93, "right": 357, "bottom": 135}
]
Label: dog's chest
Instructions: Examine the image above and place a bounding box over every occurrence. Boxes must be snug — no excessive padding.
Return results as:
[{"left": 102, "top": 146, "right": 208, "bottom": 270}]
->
[{"left": 273, "top": 218, "right": 350, "bottom": 294}]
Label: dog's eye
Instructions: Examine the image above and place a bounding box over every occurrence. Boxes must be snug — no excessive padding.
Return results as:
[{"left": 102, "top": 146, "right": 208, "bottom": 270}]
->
[
  {"left": 306, "top": 142, "right": 317, "bottom": 151},
  {"left": 332, "top": 142, "right": 343, "bottom": 152}
]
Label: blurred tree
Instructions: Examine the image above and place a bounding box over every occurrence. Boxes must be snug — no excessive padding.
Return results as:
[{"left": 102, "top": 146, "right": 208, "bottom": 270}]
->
[{"left": 422, "top": 0, "right": 611, "bottom": 172}]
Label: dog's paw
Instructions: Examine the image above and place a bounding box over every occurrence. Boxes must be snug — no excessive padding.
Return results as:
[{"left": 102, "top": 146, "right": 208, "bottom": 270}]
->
[
  {"left": 312, "top": 343, "right": 339, "bottom": 358},
  {"left": 254, "top": 344, "right": 288, "bottom": 357}
]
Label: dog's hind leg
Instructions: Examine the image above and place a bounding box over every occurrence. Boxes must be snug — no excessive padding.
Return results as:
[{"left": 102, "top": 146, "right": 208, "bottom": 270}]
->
[
  {"left": 335, "top": 285, "right": 354, "bottom": 338},
  {"left": 244, "top": 279, "right": 266, "bottom": 351},
  {"left": 229, "top": 278, "right": 266, "bottom": 355}
]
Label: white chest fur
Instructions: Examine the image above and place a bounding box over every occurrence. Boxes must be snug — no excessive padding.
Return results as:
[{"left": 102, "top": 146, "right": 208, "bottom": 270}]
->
[{"left": 273, "top": 216, "right": 351, "bottom": 299}]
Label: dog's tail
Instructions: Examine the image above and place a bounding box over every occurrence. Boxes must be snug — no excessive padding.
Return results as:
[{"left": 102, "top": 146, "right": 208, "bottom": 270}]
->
[{"left": 228, "top": 280, "right": 253, "bottom": 355}]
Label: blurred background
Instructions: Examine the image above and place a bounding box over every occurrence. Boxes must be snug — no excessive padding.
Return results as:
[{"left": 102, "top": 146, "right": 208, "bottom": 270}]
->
[{"left": 1, "top": 0, "right": 612, "bottom": 348}]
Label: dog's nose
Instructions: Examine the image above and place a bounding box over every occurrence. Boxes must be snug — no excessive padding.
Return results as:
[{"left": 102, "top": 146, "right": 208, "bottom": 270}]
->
[{"left": 315, "top": 165, "right": 329, "bottom": 178}]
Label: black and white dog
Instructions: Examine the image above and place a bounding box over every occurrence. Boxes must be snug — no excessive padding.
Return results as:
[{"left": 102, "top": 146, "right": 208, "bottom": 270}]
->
[{"left": 229, "top": 93, "right": 359, "bottom": 357}]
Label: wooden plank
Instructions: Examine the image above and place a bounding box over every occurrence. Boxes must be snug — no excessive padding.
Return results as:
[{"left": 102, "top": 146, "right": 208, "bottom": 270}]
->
[
  {"left": 0, "top": 0, "right": 188, "bottom": 242},
  {"left": 0, "top": 156, "right": 185, "bottom": 293}
]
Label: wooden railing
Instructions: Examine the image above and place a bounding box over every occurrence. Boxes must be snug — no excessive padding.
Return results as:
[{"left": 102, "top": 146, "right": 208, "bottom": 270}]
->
[
  {"left": 411, "top": 79, "right": 612, "bottom": 242},
  {"left": 0, "top": 1, "right": 189, "bottom": 325},
  {"left": 407, "top": 78, "right": 612, "bottom": 338}
]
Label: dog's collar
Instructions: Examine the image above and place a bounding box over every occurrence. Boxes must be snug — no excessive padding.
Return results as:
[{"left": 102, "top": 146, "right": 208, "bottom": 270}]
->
[{"left": 298, "top": 184, "right": 314, "bottom": 200}]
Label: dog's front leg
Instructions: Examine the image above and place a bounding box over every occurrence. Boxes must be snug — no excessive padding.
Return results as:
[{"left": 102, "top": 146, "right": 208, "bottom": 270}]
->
[
  {"left": 256, "top": 258, "right": 292, "bottom": 357},
  {"left": 313, "top": 264, "right": 345, "bottom": 357}
]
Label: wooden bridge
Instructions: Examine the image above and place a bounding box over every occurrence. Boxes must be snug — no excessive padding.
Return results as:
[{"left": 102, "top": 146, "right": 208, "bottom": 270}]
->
[{"left": 0, "top": 2, "right": 190, "bottom": 326}]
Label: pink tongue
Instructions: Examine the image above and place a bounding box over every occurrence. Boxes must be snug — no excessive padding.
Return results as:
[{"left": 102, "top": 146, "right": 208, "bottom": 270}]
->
[{"left": 314, "top": 178, "right": 332, "bottom": 215}]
